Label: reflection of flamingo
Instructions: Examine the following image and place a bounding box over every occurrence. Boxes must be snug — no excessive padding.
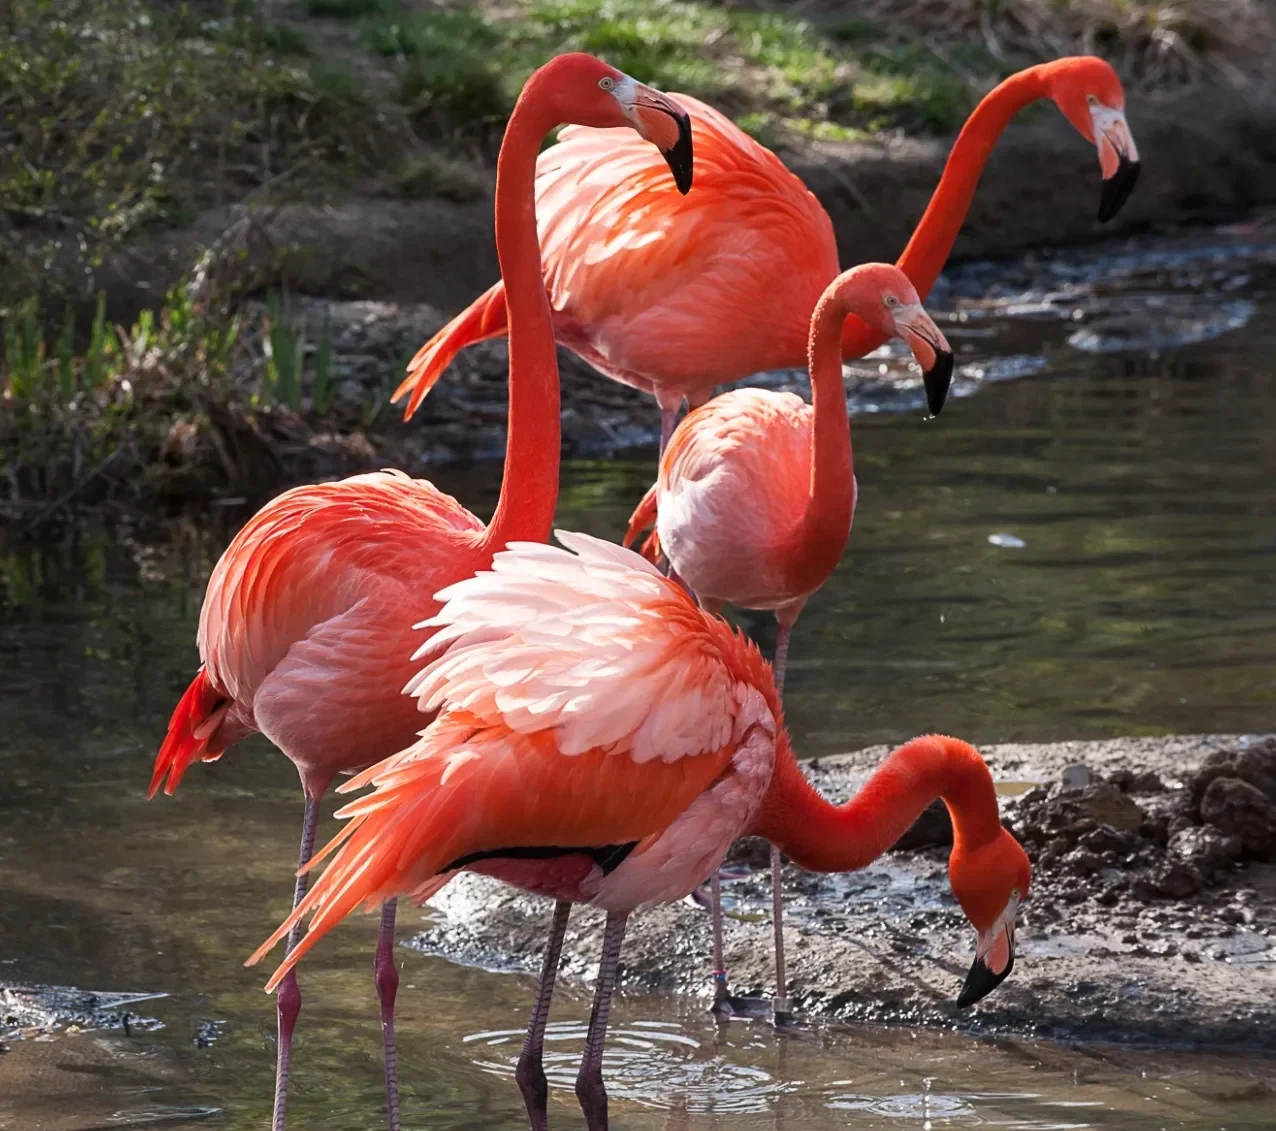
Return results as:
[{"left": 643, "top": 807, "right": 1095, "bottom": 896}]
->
[
  {"left": 623, "top": 263, "right": 952, "bottom": 1021},
  {"left": 396, "top": 57, "right": 1139, "bottom": 445},
  {"left": 248, "top": 532, "right": 1031, "bottom": 1131},
  {"left": 146, "top": 56, "right": 693, "bottom": 1131}
]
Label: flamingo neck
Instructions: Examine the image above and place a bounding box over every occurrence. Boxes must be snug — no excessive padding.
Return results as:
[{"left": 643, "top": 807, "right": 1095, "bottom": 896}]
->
[
  {"left": 751, "top": 735, "right": 1003, "bottom": 874},
  {"left": 481, "top": 92, "right": 560, "bottom": 556},
  {"left": 787, "top": 294, "right": 855, "bottom": 596},
  {"left": 840, "top": 65, "right": 1051, "bottom": 358}
]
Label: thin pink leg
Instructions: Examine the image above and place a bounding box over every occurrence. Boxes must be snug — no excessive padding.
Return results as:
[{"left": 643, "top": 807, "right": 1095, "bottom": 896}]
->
[
  {"left": 374, "top": 898, "right": 401, "bottom": 1131},
  {"left": 516, "top": 900, "right": 571, "bottom": 1131},
  {"left": 273, "top": 796, "right": 320, "bottom": 1131},
  {"left": 709, "top": 872, "right": 729, "bottom": 1009},
  {"left": 770, "top": 621, "right": 793, "bottom": 1024},
  {"left": 575, "top": 911, "right": 628, "bottom": 1131}
]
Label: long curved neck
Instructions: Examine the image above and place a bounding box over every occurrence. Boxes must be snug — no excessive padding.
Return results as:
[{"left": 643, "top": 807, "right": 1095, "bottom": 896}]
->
[
  {"left": 751, "top": 735, "right": 1003, "bottom": 873},
  {"left": 840, "top": 65, "right": 1052, "bottom": 359},
  {"left": 787, "top": 296, "right": 855, "bottom": 594},
  {"left": 481, "top": 88, "right": 561, "bottom": 555}
]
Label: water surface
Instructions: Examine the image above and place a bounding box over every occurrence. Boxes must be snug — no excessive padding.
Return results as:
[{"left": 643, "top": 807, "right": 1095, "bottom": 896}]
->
[{"left": 4, "top": 228, "right": 1276, "bottom": 1128}]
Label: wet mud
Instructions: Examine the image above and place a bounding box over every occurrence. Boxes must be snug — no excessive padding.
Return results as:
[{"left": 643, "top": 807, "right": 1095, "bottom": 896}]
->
[{"left": 405, "top": 734, "right": 1276, "bottom": 1050}]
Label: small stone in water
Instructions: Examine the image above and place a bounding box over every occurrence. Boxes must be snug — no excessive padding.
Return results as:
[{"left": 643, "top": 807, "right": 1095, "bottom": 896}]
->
[{"left": 988, "top": 533, "right": 1027, "bottom": 548}]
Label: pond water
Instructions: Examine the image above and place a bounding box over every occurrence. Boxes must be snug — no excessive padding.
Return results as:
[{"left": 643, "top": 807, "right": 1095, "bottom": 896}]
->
[{"left": 3, "top": 225, "right": 1276, "bottom": 1129}]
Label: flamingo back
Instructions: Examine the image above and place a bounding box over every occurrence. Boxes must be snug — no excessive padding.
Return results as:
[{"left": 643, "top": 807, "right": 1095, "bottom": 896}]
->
[{"left": 533, "top": 95, "right": 839, "bottom": 393}]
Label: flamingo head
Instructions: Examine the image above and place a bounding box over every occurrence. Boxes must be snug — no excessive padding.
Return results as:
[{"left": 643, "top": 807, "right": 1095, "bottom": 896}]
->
[
  {"left": 543, "top": 54, "right": 694, "bottom": 194},
  {"left": 825, "top": 263, "right": 955, "bottom": 417},
  {"left": 1047, "top": 57, "right": 1140, "bottom": 222},
  {"left": 947, "top": 826, "right": 1032, "bottom": 1008}
]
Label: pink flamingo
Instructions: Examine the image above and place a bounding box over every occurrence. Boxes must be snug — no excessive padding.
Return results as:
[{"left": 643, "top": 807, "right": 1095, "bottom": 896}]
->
[
  {"left": 247, "top": 531, "right": 1032, "bottom": 1131},
  {"left": 623, "top": 262, "right": 952, "bottom": 1020},
  {"left": 146, "top": 55, "right": 692, "bottom": 1131},
  {"left": 395, "top": 57, "right": 1139, "bottom": 444}
]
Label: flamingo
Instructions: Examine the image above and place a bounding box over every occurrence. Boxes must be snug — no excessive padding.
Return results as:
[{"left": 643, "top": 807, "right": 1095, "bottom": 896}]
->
[
  {"left": 145, "top": 55, "right": 693, "bottom": 1131},
  {"left": 394, "top": 56, "right": 1140, "bottom": 445},
  {"left": 621, "top": 261, "right": 952, "bottom": 1021},
  {"left": 246, "top": 531, "right": 1032, "bottom": 1131}
]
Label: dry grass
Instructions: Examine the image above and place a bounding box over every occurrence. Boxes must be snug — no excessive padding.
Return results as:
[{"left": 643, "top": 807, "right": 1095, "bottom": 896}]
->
[{"left": 849, "top": 0, "right": 1276, "bottom": 88}]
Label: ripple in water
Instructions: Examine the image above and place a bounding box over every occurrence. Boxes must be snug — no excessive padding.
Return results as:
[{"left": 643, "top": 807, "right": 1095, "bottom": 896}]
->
[{"left": 463, "top": 1019, "right": 795, "bottom": 1113}]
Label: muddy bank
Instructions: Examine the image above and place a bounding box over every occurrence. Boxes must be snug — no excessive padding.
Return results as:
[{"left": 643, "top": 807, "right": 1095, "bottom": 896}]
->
[{"left": 404, "top": 733, "right": 1276, "bottom": 1050}]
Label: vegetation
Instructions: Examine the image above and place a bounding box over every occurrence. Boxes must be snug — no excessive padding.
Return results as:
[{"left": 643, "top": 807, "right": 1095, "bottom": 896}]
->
[{"left": 2, "top": 0, "right": 1269, "bottom": 518}]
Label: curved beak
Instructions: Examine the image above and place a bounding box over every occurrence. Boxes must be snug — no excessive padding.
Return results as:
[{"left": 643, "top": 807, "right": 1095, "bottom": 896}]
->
[
  {"left": 1091, "top": 106, "right": 1140, "bottom": 223},
  {"left": 957, "top": 902, "right": 1017, "bottom": 1009},
  {"left": 895, "top": 305, "right": 955, "bottom": 418},
  {"left": 616, "top": 79, "right": 694, "bottom": 195}
]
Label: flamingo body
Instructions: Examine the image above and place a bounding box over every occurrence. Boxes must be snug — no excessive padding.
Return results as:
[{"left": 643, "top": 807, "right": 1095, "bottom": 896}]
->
[
  {"left": 399, "top": 95, "right": 835, "bottom": 416},
  {"left": 252, "top": 531, "right": 783, "bottom": 981},
  {"left": 150, "top": 471, "right": 484, "bottom": 801},
  {"left": 639, "top": 389, "right": 858, "bottom": 617}
]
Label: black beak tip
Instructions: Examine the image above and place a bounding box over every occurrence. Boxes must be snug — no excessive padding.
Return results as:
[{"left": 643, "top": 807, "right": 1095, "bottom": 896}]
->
[
  {"left": 1098, "top": 155, "right": 1140, "bottom": 223},
  {"left": 664, "top": 112, "right": 694, "bottom": 195},
  {"left": 923, "top": 349, "right": 955, "bottom": 419},
  {"left": 956, "top": 951, "right": 1014, "bottom": 1010}
]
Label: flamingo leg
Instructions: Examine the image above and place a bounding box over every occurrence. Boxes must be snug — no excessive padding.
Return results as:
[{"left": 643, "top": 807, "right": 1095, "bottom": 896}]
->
[
  {"left": 770, "top": 621, "right": 793, "bottom": 1025},
  {"left": 273, "top": 796, "right": 320, "bottom": 1131},
  {"left": 373, "top": 897, "right": 401, "bottom": 1131},
  {"left": 516, "top": 900, "right": 572, "bottom": 1131},
  {"left": 575, "top": 911, "right": 628, "bottom": 1131},
  {"left": 709, "top": 871, "right": 729, "bottom": 1010}
]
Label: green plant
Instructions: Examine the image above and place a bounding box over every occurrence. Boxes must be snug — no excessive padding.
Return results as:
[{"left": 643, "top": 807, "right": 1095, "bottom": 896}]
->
[{"left": 313, "top": 310, "right": 334, "bottom": 415}]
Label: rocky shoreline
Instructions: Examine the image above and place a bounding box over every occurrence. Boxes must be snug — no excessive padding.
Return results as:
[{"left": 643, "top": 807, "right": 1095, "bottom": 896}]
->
[{"left": 404, "top": 733, "right": 1276, "bottom": 1050}]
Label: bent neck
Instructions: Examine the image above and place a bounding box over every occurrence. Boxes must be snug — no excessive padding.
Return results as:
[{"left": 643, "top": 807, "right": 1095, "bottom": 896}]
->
[
  {"left": 752, "top": 735, "right": 1003, "bottom": 873},
  {"left": 841, "top": 66, "right": 1051, "bottom": 359},
  {"left": 481, "top": 88, "right": 561, "bottom": 556},
  {"left": 788, "top": 295, "right": 855, "bottom": 594}
]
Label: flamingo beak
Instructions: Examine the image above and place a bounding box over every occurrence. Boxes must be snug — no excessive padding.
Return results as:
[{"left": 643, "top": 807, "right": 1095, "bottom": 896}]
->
[
  {"left": 1091, "top": 105, "right": 1140, "bottom": 222},
  {"left": 896, "top": 305, "right": 955, "bottom": 418},
  {"left": 617, "top": 79, "right": 694, "bottom": 195},
  {"left": 957, "top": 900, "right": 1017, "bottom": 1008}
]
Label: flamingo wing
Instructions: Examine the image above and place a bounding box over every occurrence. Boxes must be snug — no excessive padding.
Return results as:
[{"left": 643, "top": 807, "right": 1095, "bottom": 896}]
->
[{"left": 249, "top": 531, "right": 783, "bottom": 988}]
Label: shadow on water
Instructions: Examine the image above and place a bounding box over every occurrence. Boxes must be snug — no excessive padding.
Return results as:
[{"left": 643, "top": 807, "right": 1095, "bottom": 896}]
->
[{"left": 3, "top": 229, "right": 1276, "bottom": 1127}]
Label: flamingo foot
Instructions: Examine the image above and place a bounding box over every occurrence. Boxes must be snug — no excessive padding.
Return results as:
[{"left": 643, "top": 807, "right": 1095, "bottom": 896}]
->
[{"left": 374, "top": 898, "right": 401, "bottom": 1131}]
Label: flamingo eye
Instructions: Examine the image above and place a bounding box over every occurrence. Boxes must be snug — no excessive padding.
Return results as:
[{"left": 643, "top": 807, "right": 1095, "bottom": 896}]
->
[
  {"left": 599, "top": 76, "right": 615, "bottom": 91},
  {"left": 884, "top": 295, "right": 899, "bottom": 308},
  {"left": 1086, "top": 94, "right": 1099, "bottom": 106}
]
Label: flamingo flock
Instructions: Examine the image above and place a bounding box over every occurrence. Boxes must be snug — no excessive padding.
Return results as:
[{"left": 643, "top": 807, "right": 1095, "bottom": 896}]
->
[{"left": 147, "top": 46, "right": 1140, "bottom": 1131}]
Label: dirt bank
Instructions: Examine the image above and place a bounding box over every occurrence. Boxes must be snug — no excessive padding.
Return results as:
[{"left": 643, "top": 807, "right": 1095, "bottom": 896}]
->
[{"left": 404, "top": 733, "right": 1276, "bottom": 1051}]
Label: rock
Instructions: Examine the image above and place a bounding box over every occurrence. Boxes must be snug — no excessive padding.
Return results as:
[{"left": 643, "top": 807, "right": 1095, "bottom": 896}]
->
[
  {"left": 1130, "top": 770, "right": 1167, "bottom": 794},
  {"left": 1076, "top": 783, "right": 1146, "bottom": 832},
  {"left": 1168, "top": 826, "right": 1243, "bottom": 877},
  {"left": 1200, "top": 778, "right": 1276, "bottom": 859},
  {"left": 1143, "top": 861, "right": 1203, "bottom": 900},
  {"left": 893, "top": 798, "right": 953, "bottom": 851},
  {"left": 1061, "top": 848, "right": 1105, "bottom": 877},
  {"left": 1061, "top": 764, "right": 1096, "bottom": 791},
  {"left": 1234, "top": 739, "right": 1276, "bottom": 802}
]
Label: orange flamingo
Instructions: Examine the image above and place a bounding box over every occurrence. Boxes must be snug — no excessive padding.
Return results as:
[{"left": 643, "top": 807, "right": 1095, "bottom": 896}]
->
[
  {"left": 622, "top": 262, "right": 951, "bottom": 1021},
  {"left": 146, "top": 55, "right": 692, "bottom": 1131},
  {"left": 247, "top": 532, "right": 1031, "bottom": 1131},
  {"left": 395, "top": 56, "right": 1139, "bottom": 445}
]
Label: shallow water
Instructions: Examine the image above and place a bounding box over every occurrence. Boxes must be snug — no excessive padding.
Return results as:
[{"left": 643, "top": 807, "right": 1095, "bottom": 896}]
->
[{"left": 4, "top": 226, "right": 1276, "bottom": 1128}]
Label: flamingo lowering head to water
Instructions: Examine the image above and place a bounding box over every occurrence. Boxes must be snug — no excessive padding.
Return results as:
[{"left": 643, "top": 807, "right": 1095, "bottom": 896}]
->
[
  {"left": 395, "top": 56, "right": 1138, "bottom": 445},
  {"left": 623, "top": 261, "right": 952, "bottom": 1020},
  {"left": 247, "top": 532, "right": 1031, "bottom": 1131},
  {"left": 146, "top": 54, "right": 693, "bottom": 1131}
]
